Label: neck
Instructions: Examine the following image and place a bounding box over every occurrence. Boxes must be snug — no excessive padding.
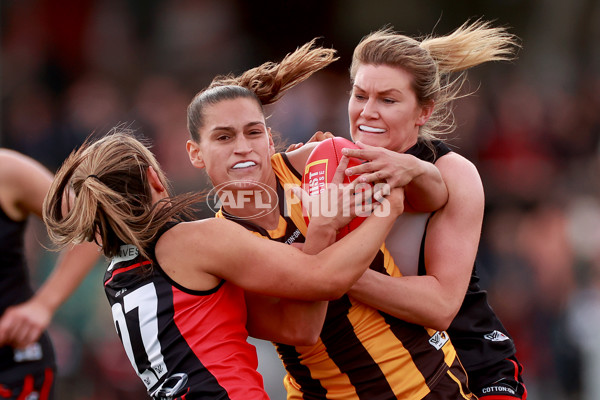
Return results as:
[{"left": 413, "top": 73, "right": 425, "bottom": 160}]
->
[{"left": 396, "top": 136, "right": 419, "bottom": 153}]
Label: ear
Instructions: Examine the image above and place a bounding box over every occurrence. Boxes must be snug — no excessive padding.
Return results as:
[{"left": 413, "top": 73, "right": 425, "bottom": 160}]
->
[
  {"left": 416, "top": 101, "right": 435, "bottom": 127},
  {"left": 267, "top": 127, "right": 276, "bottom": 156},
  {"left": 186, "top": 140, "right": 205, "bottom": 169},
  {"left": 147, "top": 166, "right": 166, "bottom": 194}
]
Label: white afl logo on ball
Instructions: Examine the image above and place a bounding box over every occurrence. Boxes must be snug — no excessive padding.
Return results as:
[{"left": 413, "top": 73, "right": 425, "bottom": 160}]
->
[{"left": 206, "top": 180, "right": 278, "bottom": 220}]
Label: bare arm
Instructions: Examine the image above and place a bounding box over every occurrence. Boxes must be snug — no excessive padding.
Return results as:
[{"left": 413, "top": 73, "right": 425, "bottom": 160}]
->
[
  {"left": 347, "top": 152, "right": 482, "bottom": 330},
  {"left": 0, "top": 150, "right": 102, "bottom": 348},
  {"left": 244, "top": 225, "right": 337, "bottom": 345},
  {"left": 156, "top": 169, "right": 403, "bottom": 301},
  {"left": 342, "top": 141, "right": 448, "bottom": 212},
  {"left": 0, "top": 242, "right": 100, "bottom": 348},
  {"left": 285, "top": 130, "right": 334, "bottom": 153},
  {"left": 245, "top": 156, "right": 357, "bottom": 344}
]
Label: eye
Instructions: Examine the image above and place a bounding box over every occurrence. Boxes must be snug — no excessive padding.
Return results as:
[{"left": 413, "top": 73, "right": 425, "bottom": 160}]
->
[
  {"left": 216, "top": 134, "right": 231, "bottom": 141},
  {"left": 382, "top": 97, "right": 397, "bottom": 104},
  {"left": 354, "top": 94, "right": 367, "bottom": 101}
]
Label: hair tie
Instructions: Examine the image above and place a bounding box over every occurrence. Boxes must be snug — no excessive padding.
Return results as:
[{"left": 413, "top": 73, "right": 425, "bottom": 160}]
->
[{"left": 87, "top": 174, "right": 100, "bottom": 180}]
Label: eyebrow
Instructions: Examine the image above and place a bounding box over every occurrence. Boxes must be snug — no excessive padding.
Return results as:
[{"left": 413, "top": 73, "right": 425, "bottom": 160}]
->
[
  {"left": 353, "top": 84, "right": 403, "bottom": 96},
  {"left": 210, "top": 121, "right": 265, "bottom": 133}
]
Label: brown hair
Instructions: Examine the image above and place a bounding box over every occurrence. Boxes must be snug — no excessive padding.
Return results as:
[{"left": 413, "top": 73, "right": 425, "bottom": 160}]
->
[
  {"left": 187, "top": 38, "right": 338, "bottom": 142},
  {"left": 43, "top": 128, "right": 203, "bottom": 261},
  {"left": 350, "top": 19, "right": 520, "bottom": 141}
]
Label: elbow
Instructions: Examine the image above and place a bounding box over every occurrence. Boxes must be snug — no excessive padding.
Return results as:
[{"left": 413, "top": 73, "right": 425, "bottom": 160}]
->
[
  {"left": 428, "top": 316, "right": 452, "bottom": 332},
  {"left": 279, "top": 323, "right": 321, "bottom": 346},
  {"left": 427, "top": 305, "right": 459, "bottom": 332},
  {"left": 319, "top": 277, "right": 350, "bottom": 300},
  {"left": 288, "top": 330, "right": 321, "bottom": 346}
]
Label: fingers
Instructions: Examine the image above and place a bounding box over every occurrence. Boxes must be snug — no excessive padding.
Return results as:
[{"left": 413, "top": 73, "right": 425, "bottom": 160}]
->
[
  {"left": 345, "top": 161, "right": 388, "bottom": 184},
  {"left": 286, "top": 143, "right": 304, "bottom": 152},
  {"left": 307, "top": 131, "right": 334, "bottom": 144},
  {"left": 14, "top": 324, "right": 38, "bottom": 349},
  {"left": 373, "top": 185, "right": 404, "bottom": 216},
  {"left": 345, "top": 160, "right": 373, "bottom": 177},
  {"left": 352, "top": 182, "right": 376, "bottom": 217},
  {"left": 341, "top": 147, "right": 371, "bottom": 162},
  {"left": 373, "top": 183, "right": 391, "bottom": 202},
  {"left": 332, "top": 155, "right": 351, "bottom": 185},
  {"left": 0, "top": 316, "right": 21, "bottom": 347},
  {"left": 292, "top": 185, "right": 318, "bottom": 218},
  {"left": 291, "top": 185, "right": 310, "bottom": 207},
  {"left": 0, "top": 322, "right": 7, "bottom": 347}
]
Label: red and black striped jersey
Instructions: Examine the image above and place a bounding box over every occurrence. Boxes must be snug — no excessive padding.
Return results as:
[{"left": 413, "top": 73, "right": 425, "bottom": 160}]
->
[{"left": 104, "top": 234, "right": 269, "bottom": 399}]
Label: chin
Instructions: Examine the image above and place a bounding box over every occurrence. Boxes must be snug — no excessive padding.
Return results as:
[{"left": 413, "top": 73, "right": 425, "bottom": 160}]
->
[
  {"left": 353, "top": 132, "right": 388, "bottom": 148},
  {"left": 229, "top": 178, "right": 263, "bottom": 190}
]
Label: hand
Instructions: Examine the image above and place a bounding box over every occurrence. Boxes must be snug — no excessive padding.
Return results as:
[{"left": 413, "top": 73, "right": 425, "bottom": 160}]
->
[
  {"left": 0, "top": 299, "right": 52, "bottom": 348},
  {"left": 373, "top": 185, "right": 405, "bottom": 218},
  {"left": 285, "top": 131, "right": 335, "bottom": 152},
  {"left": 341, "top": 141, "right": 424, "bottom": 188},
  {"left": 293, "top": 155, "right": 373, "bottom": 232}
]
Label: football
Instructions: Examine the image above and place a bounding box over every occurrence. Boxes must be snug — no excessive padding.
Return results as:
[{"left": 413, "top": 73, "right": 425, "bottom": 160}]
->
[{"left": 302, "top": 137, "right": 367, "bottom": 239}]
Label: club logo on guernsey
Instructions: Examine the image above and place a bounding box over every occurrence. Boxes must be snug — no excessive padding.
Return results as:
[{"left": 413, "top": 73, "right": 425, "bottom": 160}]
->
[
  {"left": 207, "top": 180, "right": 278, "bottom": 220},
  {"left": 429, "top": 331, "right": 450, "bottom": 350},
  {"left": 484, "top": 330, "right": 510, "bottom": 342}
]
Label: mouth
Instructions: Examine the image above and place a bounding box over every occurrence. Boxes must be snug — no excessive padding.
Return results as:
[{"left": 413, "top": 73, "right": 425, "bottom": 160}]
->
[
  {"left": 359, "top": 125, "right": 386, "bottom": 134},
  {"left": 232, "top": 161, "right": 257, "bottom": 170}
]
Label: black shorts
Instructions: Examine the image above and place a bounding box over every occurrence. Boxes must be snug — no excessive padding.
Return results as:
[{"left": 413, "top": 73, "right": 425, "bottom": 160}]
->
[
  {"left": 0, "top": 367, "right": 54, "bottom": 400},
  {"left": 468, "top": 355, "right": 527, "bottom": 399}
]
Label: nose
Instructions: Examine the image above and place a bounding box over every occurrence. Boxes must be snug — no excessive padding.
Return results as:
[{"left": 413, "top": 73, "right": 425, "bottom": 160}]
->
[
  {"left": 233, "top": 135, "right": 252, "bottom": 154},
  {"left": 360, "top": 98, "right": 378, "bottom": 119}
]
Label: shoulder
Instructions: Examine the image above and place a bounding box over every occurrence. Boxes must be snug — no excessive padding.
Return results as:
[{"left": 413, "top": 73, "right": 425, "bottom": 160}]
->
[
  {"left": 436, "top": 152, "right": 484, "bottom": 209},
  {"left": 284, "top": 142, "right": 319, "bottom": 174},
  {"left": 436, "top": 151, "right": 480, "bottom": 179},
  {"left": 157, "top": 218, "right": 246, "bottom": 256},
  {"left": 0, "top": 149, "right": 53, "bottom": 183},
  {"left": 0, "top": 149, "right": 54, "bottom": 220},
  {"left": 154, "top": 219, "right": 234, "bottom": 290}
]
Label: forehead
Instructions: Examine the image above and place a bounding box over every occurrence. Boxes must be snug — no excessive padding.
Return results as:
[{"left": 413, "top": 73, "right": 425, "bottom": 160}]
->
[
  {"left": 353, "top": 64, "right": 414, "bottom": 91},
  {"left": 202, "top": 97, "right": 265, "bottom": 128}
]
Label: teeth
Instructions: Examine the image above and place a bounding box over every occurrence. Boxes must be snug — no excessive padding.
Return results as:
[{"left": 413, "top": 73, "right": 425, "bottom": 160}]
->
[
  {"left": 233, "top": 161, "right": 256, "bottom": 169},
  {"left": 359, "top": 125, "right": 385, "bottom": 133}
]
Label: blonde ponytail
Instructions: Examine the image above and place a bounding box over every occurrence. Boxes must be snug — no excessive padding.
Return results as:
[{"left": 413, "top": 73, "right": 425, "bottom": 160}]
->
[
  {"left": 351, "top": 19, "right": 520, "bottom": 140},
  {"left": 421, "top": 19, "right": 520, "bottom": 73}
]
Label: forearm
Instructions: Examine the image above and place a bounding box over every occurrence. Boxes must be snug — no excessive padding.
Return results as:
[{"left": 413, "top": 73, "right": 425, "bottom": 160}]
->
[
  {"left": 348, "top": 270, "right": 463, "bottom": 331},
  {"left": 33, "top": 242, "right": 100, "bottom": 313},
  {"left": 404, "top": 160, "right": 447, "bottom": 212},
  {"left": 0, "top": 242, "right": 99, "bottom": 348},
  {"left": 303, "top": 221, "right": 337, "bottom": 255},
  {"left": 317, "top": 210, "right": 398, "bottom": 293},
  {"left": 247, "top": 223, "right": 336, "bottom": 343}
]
